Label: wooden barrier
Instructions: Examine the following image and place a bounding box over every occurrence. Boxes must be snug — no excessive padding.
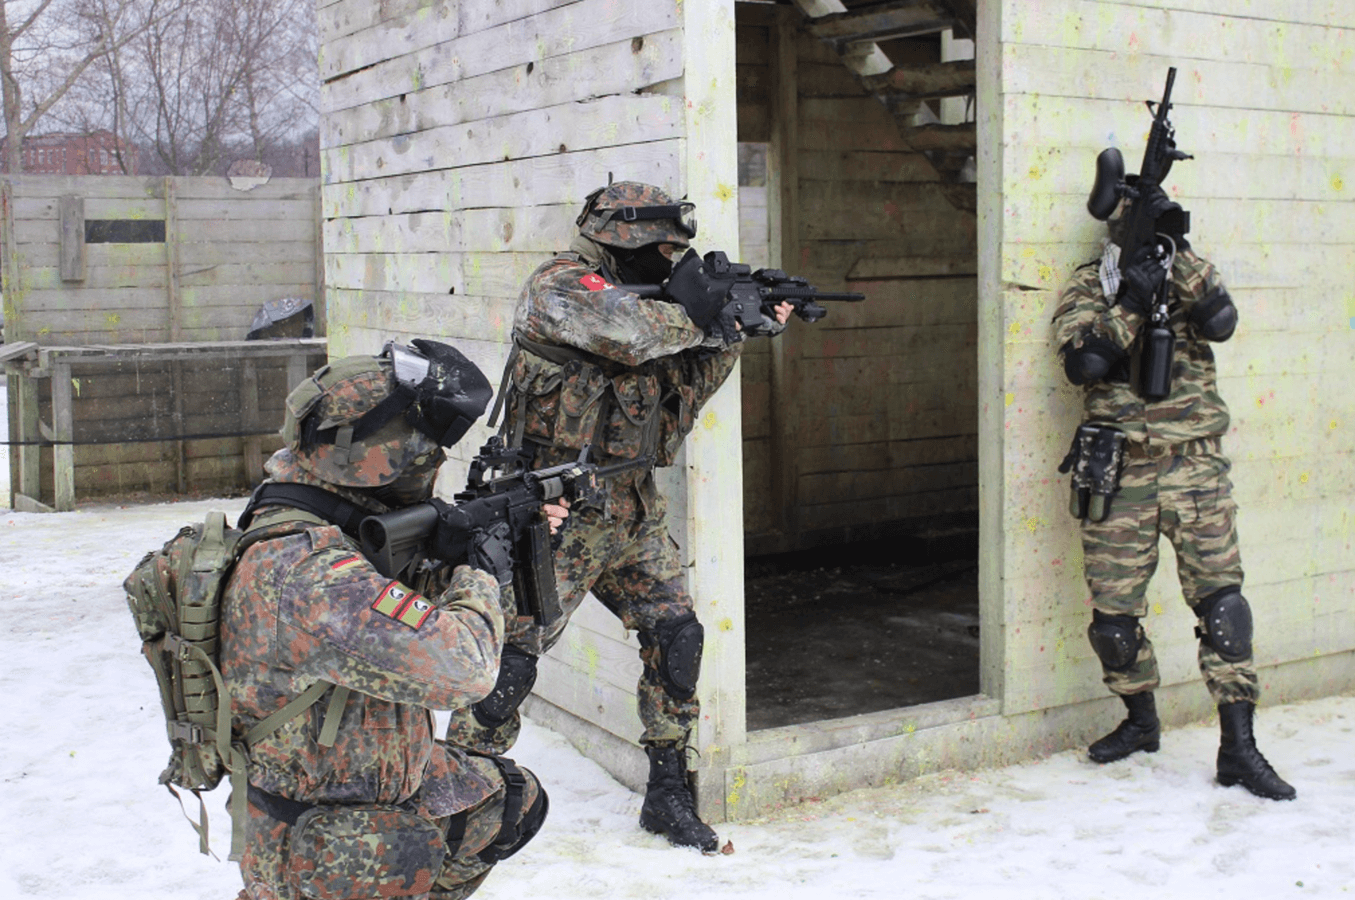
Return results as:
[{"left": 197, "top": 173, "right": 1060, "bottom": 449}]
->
[{"left": 3, "top": 339, "right": 326, "bottom": 511}]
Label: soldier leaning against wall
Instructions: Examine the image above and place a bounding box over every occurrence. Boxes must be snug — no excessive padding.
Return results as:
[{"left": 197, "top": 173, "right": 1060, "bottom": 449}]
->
[{"left": 1052, "top": 114, "right": 1294, "bottom": 801}]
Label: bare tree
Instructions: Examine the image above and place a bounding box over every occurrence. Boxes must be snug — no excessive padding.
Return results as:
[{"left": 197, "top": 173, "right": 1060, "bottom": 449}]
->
[
  {"left": 54, "top": 0, "right": 317, "bottom": 176},
  {"left": 0, "top": 0, "right": 184, "bottom": 173}
]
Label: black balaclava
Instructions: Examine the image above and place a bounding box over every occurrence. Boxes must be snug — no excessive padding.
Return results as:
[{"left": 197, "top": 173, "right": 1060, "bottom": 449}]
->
[{"left": 614, "top": 243, "right": 676, "bottom": 286}]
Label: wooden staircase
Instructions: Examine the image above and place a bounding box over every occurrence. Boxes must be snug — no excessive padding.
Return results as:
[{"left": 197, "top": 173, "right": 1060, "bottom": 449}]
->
[{"left": 793, "top": 0, "right": 978, "bottom": 213}]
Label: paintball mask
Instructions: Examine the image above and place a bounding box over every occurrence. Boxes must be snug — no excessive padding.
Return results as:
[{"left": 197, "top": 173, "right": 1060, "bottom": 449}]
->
[{"left": 284, "top": 340, "right": 492, "bottom": 492}]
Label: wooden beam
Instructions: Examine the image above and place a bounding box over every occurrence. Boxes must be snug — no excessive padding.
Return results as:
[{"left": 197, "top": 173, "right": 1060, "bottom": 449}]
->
[
  {"left": 807, "top": 0, "right": 959, "bottom": 45},
  {"left": 902, "top": 121, "right": 977, "bottom": 152},
  {"left": 862, "top": 59, "right": 976, "bottom": 100},
  {"left": 52, "top": 362, "right": 75, "bottom": 511},
  {"left": 771, "top": 5, "right": 801, "bottom": 544},
  {"left": 164, "top": 177, "right": 182, "bottom": 342},
  {"left": 58, "top": 195, "right": 85, "bottom": 282},
  {"left": 240, "top": 359, "right": 263, "bottom": 486}
]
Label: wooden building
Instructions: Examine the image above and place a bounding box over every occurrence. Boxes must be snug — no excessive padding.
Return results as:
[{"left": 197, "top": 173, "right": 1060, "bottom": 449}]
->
[{"left": 317, "top": 0, "right": 1355, "bottom": 821}]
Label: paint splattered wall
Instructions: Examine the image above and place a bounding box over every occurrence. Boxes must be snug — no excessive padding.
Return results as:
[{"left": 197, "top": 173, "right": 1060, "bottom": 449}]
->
[
  {"left": 317, "top": 0, "right": 744, "bottom": 798},
  {"left": 983, "top": 0, "right": 1355, "bottom": 717}
]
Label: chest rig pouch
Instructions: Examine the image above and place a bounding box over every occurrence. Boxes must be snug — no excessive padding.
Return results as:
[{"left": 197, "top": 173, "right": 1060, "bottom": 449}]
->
[{"left": 497, "top": 336, "right": 688, "bottom": 467}]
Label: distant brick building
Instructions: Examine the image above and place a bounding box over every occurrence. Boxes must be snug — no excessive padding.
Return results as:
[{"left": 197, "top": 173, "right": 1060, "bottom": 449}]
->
[{"left": 0, "top": 130, "right": 138, "bottom": 174}]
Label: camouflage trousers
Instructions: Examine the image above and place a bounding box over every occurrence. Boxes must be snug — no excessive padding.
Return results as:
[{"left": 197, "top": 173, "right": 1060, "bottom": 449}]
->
[
  {"left": 445, "top": 496, "right": 699, "bottom": 754},
  {"left": 236, "top": 750, "right": 541, "bottom": 900},
  {"left": 1080, "top": 452, "right": 1259, "bottom": 706}
]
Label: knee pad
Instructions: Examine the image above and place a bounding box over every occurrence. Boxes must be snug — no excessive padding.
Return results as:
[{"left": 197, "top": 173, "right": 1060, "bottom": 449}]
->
[
  {"left": 642, "top": 613, "right": 705, "bottom": 701},
  {"left": 1087, "top": 609, "right": 1142, "bottom": 671},
  {"left": 477, "top": 759, "right": 548, "bottom": 864},
  {"left": 473, "top": 646, "right": 538, "bottom": 729},
  {"left": 1192, "top": 586, "right": 1252, "bottom": 663}
]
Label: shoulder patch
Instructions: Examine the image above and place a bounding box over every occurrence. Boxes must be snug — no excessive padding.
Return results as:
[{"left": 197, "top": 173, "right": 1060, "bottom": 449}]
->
[
  {"left": 580, "top": 273, "right": 612, "bottom": 292},
  {"left": 371, "top": 581, "right": 434, "bottom": 629},
  {"left": 329, "top": 555, "right": 364, "bottom": 575}
]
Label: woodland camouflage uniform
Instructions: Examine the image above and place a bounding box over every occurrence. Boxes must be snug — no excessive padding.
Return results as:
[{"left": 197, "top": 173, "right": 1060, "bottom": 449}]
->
[
  {"left": 444, "top": 182, "right": 742, "bottom": 851},
  {"left": 1055, "top": 225, "right": 1293, "bottom": 801},
  {"left": 1054, "top": 247, "right": 1256, "bottom": 706},
  {"left": 223, "top": 347, "right": 546, "bottom": 899}
]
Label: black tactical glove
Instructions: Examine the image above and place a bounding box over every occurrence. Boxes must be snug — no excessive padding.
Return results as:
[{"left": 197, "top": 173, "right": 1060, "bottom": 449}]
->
[
  {"left": 468, "top": 520, "right": 514, "bottom": 587},
  {"left": 1116, "top": 244, "right": 1168, "bottom": 316},
  {"left": 663, "top": 248, "right": 732, "bottom": 332}
]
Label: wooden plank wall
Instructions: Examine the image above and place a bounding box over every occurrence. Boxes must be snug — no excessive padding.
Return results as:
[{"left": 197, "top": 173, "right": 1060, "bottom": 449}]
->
[
  {"left": 317, "top": 0, "right": 700, "bottom": 749},
  {"left": 736, "top": 5, "right": 979, "bottom": 555},
  {"left": 27, "top": 355, "right": 321, "bottom": 499},
  {"left": 989, "top": 0, "right": 1355, "bottom": 717},
  {"left": 1, "top": 176, "right": 320, "bottom": 345},
  {"left": 1, "top": 175, "right": 324, "bottom": 501}
]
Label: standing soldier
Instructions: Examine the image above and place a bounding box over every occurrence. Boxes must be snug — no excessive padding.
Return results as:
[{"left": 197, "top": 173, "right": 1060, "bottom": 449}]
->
[
  {"left": 222, "top": 341, "right": 563, "bottom": 899},
  {"left": 1053, "top": 172, "right": 1295, "bottom": 801},
  {"left": 442, "top": 181, "right": 791, "bottom": 851}
]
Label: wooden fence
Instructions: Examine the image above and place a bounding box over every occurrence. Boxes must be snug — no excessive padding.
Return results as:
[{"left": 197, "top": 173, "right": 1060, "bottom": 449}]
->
[{"left": 2, "top": 175, "right": 326, "bottom": 508}]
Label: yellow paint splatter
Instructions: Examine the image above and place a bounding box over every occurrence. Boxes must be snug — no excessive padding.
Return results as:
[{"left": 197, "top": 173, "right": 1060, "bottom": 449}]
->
[
  {"left": 714, "top": 183, "right": 735, "bottom": 203},
  {"left": 1028, "top": 164, "right": 1045, "bottom": 180},
  {"left": 1299, "top": 472, "right": 1310, "bottom": 484},
  {"left": 71, "top": 377, "right": 81, "bottom": 397},
  {"left": 583, "top": 645, "right": 599, "bottom": 675},
  {"left": 1024, "top": 516, "right": 1044, "bottom": 533},
  {"left": 1153, "top": 603, "right": 1164, "bottom": 616},
  {"left": 1004, "top": 393, "right": 1015, "bottom": 406},
  {"left": 1022, "top": 246, "right": 1037, "bottom": 258},
  {"left": 1331, "top": 420, "right": 1340, "bottom": 430},
  {"left": 703, "top": 411, "right": 717, "bottom": 429},
  {"left": 1333, "top": 175, "right": 1345, "bottom": 192},
  {"left": 1008, "top": 321, "right": 1022, "bottom": 336},
  {"left": 1038, "top": 265, "right": 1053, "bottom": 283},
  {"left": 718, "top": 618, "right": 733, "bottom": 632}
]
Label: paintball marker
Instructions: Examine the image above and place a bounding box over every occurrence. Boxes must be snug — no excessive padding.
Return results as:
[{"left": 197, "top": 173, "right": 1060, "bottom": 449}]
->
[
  {"left": 619, "top": 250, "right": 865, "bottom": 337},
  {"left": 1086, "top": 66, "right": 1193, "bottom": 401},
  {"left": 359, "top": 438, "right": 652, "bottom": 627}
]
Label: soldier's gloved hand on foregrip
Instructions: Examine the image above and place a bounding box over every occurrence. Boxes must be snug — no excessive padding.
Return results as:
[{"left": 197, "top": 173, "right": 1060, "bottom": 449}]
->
[
  {"left": 1116, "top": 244, "right": 1169, "bottom": 316},
  {"left": 663, "top": 248, "right": 733, "bottom": 334},
  {"left": 469, "top": 521, "right": 515, "bottom": 586}
]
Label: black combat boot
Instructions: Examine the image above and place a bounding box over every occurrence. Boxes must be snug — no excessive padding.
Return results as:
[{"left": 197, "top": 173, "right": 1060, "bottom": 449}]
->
[
  {"left": 1088, "top": 691, "right": 1161, "bottom": 763},
  {"left": 639, "top": 742, "right": 718, "bottom": 852},
  {"left": 1216, "top": 701, "right": 1296, "bottom": 800}
]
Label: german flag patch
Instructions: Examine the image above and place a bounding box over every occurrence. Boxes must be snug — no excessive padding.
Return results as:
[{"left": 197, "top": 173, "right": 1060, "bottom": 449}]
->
[
  {"left": 371, "top": 582, "right": 434, "bottom": 630},
  {"left": 330, "top": 555, "right": 364, "bottom": 575}
]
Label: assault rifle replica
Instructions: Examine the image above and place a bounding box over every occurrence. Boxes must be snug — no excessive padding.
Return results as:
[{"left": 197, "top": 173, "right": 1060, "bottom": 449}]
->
[
  {"left": 359, "top": 437, "right": 652, "bottom": 627},
  {"left": 620, "top": 250, "right": 865, "bottom": 337},
  {"left": 1086, "top": 66, "right": 1193, "bottom": 400}
]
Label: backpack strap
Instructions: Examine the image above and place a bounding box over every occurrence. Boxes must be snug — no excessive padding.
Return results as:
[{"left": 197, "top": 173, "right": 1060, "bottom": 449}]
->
[{"left": 237, "top": 482, "right": 370, "bottom": 539}]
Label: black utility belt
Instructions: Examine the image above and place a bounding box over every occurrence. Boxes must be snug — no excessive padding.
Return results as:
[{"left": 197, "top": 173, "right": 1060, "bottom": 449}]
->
[{"left": 1058, "top": 423, "right": 1127, "bottom": 522}]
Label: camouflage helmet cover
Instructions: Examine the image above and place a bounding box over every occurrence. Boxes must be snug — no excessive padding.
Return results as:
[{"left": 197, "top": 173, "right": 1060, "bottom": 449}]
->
[
  {"left": 282, "top": 341, "right": 491, "bottom": 489},
  {"left": 576, "top": 181, "right": 696, "bottom": 250}
]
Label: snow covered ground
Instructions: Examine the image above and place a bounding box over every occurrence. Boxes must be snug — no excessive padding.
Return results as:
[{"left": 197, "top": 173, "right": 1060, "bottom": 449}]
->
[{"left": 2, "top": 492, "right": 1354, "bottom": 898}]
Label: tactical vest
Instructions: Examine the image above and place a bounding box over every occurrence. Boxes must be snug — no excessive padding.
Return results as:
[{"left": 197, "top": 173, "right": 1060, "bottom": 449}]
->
[{"left": 493, "top": 334, "right": 695, "bottom": 469}]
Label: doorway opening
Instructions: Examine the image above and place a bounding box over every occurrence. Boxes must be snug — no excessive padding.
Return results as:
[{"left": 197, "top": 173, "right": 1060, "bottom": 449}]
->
[{"left": 735, "top": 3, "right": 980, "bottom": 731}]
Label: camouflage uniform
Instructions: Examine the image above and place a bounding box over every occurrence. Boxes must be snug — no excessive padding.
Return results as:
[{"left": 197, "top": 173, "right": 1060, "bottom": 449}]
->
[
  {"left": 445, "top": 230, "right": 740, "bottom": 757},
  {"left": 1053, "top": 247, "right": 1257, "bottom": 705},
  {"left": 223, "top": 345, "right": 545, "bottom": 900}
]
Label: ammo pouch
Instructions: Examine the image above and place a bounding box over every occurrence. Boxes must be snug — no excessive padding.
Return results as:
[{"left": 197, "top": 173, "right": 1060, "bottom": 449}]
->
[
  {"left": 501, "top": 338, "right": 684, "bottom": 466},
  {"left": 289, "top": 805, "right": 446, "bottom": 899},
  {"left": 1058, "top": 423, "right": 1126, "bottom": 522}
]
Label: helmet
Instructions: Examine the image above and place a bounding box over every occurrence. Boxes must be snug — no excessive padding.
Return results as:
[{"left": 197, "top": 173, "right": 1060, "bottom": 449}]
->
[
  {"left": 282, "top": 339, "right": 492, "bottom": 489},
  {"left": 576, "top": 181, "right": 696, "bottom": 250}
]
